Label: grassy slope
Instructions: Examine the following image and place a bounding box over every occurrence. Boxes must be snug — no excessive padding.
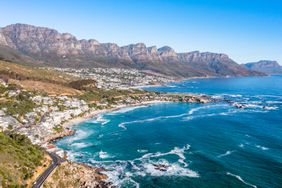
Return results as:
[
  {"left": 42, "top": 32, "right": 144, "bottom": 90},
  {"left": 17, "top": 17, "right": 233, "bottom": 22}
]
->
[
  {"left": 0, "top": 60, "right": 82, "bottom": 95},
  {"left": 0, "top": 132, "right": 44, "bottom": 187}
]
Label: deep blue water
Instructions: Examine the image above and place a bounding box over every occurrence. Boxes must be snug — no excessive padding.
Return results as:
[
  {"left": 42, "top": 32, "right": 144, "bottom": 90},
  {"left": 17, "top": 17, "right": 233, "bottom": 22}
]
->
[{"left": 56, "top": 75, "right": 282, "bottom": 188}]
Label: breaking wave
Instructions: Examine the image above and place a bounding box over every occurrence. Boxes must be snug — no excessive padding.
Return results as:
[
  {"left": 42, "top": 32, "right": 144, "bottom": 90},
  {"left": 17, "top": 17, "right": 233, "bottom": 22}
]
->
[
  {"left": 118, "top": 113, "right": 187, "bottom": 130},
  {"left": 88, "top": 144, "right": 198, "bottom": 187},
  {"left": 71, "top": 142, "right": 93, "bottom": 149},
  {"left": 108, "top": 105, "right": 148, "bottom": 115},
  {"left": 217, "top": 150, "right": 235, "bottom": 158},
  {"left": 226, "top": 172, "right": 257, "bottom": 188},
  {"left": 255, "top": 145, "right": 269, "bottom": 151}
]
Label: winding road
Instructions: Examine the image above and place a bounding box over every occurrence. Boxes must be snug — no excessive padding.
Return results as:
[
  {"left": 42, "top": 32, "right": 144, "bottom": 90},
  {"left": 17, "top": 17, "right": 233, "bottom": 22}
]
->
[{"left": 32, "top": 152, "right": 62, "bottom": 188}]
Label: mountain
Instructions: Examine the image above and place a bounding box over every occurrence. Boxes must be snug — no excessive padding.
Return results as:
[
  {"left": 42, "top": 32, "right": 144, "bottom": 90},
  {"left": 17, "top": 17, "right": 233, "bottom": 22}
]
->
[
  {"left": 0, "top": 23, "right": 264, "bottom": 78},
  {"left": 243, "top": 60, "right": 282, "bottom": 75}
]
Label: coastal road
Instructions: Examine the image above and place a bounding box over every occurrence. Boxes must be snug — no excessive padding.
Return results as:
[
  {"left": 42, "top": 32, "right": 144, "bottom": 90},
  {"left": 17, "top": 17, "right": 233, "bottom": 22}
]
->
[{"left": 32, "top": 152, "right": 62, "bottom": 188}]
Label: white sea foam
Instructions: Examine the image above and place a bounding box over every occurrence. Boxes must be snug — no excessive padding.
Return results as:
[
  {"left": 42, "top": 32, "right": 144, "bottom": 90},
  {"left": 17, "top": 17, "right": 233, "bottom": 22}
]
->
[
  {"left": 118, "top": 113, "right": 187, "bottom": 129},
  {"left": 109, "top": 105, "right": 148, "bottom": 115},
  {"left": 65, "top": 129, "right": 92, "bottom": 143},
  {"left": 239, "top": 144, "right": 244, "bottom": 148},
  {"left": 256, "top": 145, "right": 269, "bottom": 151},
  {"left": 99, "top": 151, "right": 114, "bottom": 159},
  {"left": 188, "top": 104, "right": 228, "bottom": 115},
  {"left": 71, "top": 142, "right": 92, "bottom": 149},
  {"left": 98, "top": 116, "right": 110, "bottom": 125},
  {"left": 226, "top": 172, "right": 257, "bottom": 188},
  {"left": 217, "top": 150, "right": 235, "bottom": 158},
  {"left": 143, "top": 160, "right": 199, "bottom": 177},
  {"left": 135, "top": 144, "right": 191, "bottom": 169},
  {"left": 97, "top": 134, "right": 104, "bottom": 139},
  {"left": 137, "top": 149, "right": 148, "bottom": 153},
  {"left": 212, "top": 95, "right": 223, "bottom": 99},
  {"left": 183, "top": 109, "right": 236, "bottom": 121},
  {"left": 266, "top": 101, "right": 282, "bottom": 104},
  {"left": 85, "top": 145, "right": 198, "bottom": 187},
  {"left": 263, "top": 106, "right": 278, "bottom": 110},
  {"left": 228, "top": 94, "right": 243, "bottom": 98}
]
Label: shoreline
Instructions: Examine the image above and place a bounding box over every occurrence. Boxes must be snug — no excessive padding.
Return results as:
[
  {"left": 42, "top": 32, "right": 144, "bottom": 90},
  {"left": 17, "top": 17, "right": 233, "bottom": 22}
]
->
[
  {"left": 44, "top": 100, "right": 169, "bottom": 185},
  {"left": 62, "top": 100, "right": 167, "bottom": 130},
  {"left": 43, "top": 84, "right": 214, "bottom": 185}
]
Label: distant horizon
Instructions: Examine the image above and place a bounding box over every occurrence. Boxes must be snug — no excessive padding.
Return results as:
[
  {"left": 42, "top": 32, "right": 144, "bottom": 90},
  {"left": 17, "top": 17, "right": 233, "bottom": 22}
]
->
[{"left": 1, "top": 0, "right": 281, "bottom": 64}]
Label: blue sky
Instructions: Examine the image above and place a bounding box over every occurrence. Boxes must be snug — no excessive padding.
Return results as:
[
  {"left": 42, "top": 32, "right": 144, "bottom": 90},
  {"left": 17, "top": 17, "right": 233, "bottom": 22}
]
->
[{"left": 1, "top": 0, "right": 282, "bottom": 64}]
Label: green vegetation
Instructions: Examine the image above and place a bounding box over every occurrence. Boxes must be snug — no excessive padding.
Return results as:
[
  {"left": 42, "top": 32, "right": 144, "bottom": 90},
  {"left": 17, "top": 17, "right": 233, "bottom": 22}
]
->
[
  {"left": 0, "top": 91, "right": 36, "bottom": 116},
  {"left": 0, "top": 132, "right": 44, "bottom": 187},
  {"left": 0, "top": 60, "right": 77, "bottom": 85},
  {"left": 53, "top": 125, "right": 64, "bottom": 133},
  {"left": 78, "top": 88, "right": 145, "bottom": 103}
]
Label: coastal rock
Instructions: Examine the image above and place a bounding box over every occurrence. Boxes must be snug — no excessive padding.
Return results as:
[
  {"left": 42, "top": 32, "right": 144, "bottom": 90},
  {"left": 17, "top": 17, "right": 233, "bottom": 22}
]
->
[{"left": 43, "top": 162, "right": 111, "bottom": 188}]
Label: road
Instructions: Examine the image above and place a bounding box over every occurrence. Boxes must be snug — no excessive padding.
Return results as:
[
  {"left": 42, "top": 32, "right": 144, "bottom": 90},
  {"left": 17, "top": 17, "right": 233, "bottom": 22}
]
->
[{"left": 32, "top": 152, "right": 62, "bottom": 188}]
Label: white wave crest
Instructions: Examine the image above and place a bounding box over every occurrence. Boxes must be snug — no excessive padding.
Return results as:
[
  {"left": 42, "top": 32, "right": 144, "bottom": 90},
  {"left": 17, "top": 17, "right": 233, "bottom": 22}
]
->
[
  {"left": 92, "top": 115, "right": 110, "bottom": 125},
  {"left": 109, "top": 105, "right": 148, "bottom": 115},
  {"left": 188, "top": 104, "right": 228, "bottom": 115},
  {"left": 65, "top": 129, "right": 92, "bottom": 143},
  {"left": 71, "top": 142, "right": 92, "bottom": 149},
  {"left": 143, "top": 160, "right": 199, "bottom": 177},
  {"left": 99, "top": 151, "right": 114, "bottom": 159},
  {"left": 226, "top": 172, "right": 257, "bottom": 188},
  {"left": 118, "top": 113, "right": 186, "bottom": 130},
  {"left": 217, "top": 150, "right": 235, "bottom": 158},
  {"left": 256, "top": 145, "right": 269, "bottom": 151},
  {"left": 137, "top": 149, "right": 148, "bottom": 153}
]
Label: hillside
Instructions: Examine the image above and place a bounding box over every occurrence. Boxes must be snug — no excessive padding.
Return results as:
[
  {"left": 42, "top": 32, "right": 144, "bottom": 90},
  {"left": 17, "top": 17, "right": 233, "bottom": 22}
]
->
[
  {"left": 0, "top": 60, "right": 83, "bottom": 95},
  {"left": 0, "top": 23, "right": 264, "bottom": 78},
  {"left": 243, "top": 60, "right": 282, "bottom": 75},
  {"left": 0, "top": 132, "right": 45, "bottom": 187}
]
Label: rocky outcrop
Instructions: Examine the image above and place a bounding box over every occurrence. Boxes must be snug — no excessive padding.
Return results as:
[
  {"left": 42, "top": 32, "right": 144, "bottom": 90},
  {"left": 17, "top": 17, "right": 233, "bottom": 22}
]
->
[
  {"left": 0, "top": 23, "right": 264, "bottom": 77},
  {"left": 243, "top": 60, "right": 282, "bottom": 75},
  {"left": 43, "top": 162, "right": 112, "bottom": 188}
]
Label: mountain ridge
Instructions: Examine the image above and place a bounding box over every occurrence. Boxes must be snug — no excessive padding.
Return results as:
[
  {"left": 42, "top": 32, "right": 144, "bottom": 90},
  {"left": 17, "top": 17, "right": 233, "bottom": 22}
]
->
[
  {"left": 0, "top": 23, "right": 264, "bottom": 78},
  {"left": 243, "top": 60, "right": 282, "bottom": 75}
]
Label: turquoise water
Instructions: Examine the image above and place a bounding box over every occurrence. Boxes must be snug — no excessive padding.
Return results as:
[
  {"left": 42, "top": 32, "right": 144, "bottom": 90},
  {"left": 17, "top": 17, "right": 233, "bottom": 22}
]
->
[{"left": 56, "top": 75, "right": 282, "bottom": 188}]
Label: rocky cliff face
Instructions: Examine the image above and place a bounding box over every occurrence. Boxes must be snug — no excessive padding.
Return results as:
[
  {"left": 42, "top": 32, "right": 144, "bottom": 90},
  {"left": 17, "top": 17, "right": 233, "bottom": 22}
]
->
[
  {"left": 243, "top": 60, "right": 282, "bottom": 75},
  {"left": 0, "top": 23, "right": 264, "bottom": 77}
]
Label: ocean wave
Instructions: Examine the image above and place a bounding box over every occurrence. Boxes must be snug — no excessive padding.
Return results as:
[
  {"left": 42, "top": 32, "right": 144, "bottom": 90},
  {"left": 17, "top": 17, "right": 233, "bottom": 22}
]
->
[
  {"left": 226, "top": 94, "right": 243, "bottom": 98},
  {"left": 99, "top": 151, "right": 114, "bottom": 159},
  {"left": 143, "top": 159, "right": 199, "bottom": 177},
  {"left": 266, "top": 101, "right": 282, "bottom": 104},
  {"left": 64, "top": 129, "right": 92, "bottom": 143},
  {"left": 255, "top": 145, "right": 269, "bottom": 151},
  {"left": 118, "top": 113, "right": 187, "bottom": 130},
  {"left": 74, "top": 144, "right": 197, "bottom": 187},
  {"left": 263, "top": 106, "right": 278, "bottom": 110},
  {"left": 188, "top": 104, "right": 229, "bottom": 115},
  {"left": 183, "top": 109, "right": 237, "bottom": 121},
  {"left": 92, "top": 115, "right": 110, "bottom": 125},
  {"left": 217, "top": 150, "right": 235, "bottom": 158},
  {"left": 71, "top": 142, "right": 92, "bottom": 149},
  {"left": 239, "top": 144, "right": 244, "bottom": 148},
  {"left": 254, "top": 94, "right": 282, "bottom": 99},
  {"left": 137, "top": 149, "right": 148, "bottom": 153},
  {"left": 226, "top": 172, "right": 257, "bottom": 188},
  {"left": 97, "top": 134, "right": 104, "bottom": 139},
  {"left": 108, "top": 105, "right": 148, "bottom": 115}
]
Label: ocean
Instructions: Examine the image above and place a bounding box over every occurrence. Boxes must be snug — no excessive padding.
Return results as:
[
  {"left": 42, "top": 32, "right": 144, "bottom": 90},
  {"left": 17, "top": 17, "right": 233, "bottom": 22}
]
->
[{"left": 56, "top": 75, "right": 282, "bottom": 188}]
